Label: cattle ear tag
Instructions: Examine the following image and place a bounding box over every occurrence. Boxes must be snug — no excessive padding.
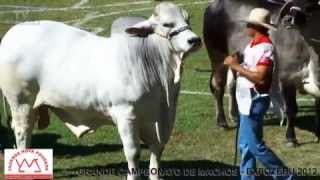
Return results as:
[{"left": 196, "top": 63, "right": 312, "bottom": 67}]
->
[{"left": 125, "top": 20, "right": 154, "bottom": 37}]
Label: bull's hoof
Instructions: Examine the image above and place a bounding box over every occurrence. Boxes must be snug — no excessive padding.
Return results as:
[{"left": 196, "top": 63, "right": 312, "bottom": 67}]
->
[
  {"left": 231, "top": 116, "right": 239, "bottom": 124},
  {"left": 217, "top": 122, "right": 229, "bottom": 130},
  {"left": 228, "top": 113, "right": 239, "bottom": 123},
  {"left": 285, "top": 139, "right": 299, "bottom": 147}
]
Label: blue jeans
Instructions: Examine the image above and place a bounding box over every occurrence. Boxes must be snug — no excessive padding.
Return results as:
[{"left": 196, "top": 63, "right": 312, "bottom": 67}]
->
[{"left": 239, "top": 90, "right": 293, "bottom": 180}]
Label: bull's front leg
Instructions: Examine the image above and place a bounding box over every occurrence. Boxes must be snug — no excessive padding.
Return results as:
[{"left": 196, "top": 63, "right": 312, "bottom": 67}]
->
[
  {"left": 148, "top": 143, "right": 164, "bottom": 180},
  {"left": 227, "top": 69, "right": 238, "bottom": 123},
  {"left": 282, "top": 84, "right": 299, "bottom": 147},
  {"left": 210, "top": 63, "right": 228, "bottom": 129},
  {"left": 5, "top": 93, "right": 35, "bottom": 149},
  {"left": 314, "top": 98, "right": 320, "bottom": 143},
  {"left": 114, "top": 105, "right": 141, "bottom": 180}
]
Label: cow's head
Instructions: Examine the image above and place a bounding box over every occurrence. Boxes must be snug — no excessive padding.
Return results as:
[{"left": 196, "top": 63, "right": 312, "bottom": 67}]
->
[
  {"left": 125, "top": 2, "right": 201, "bottom": 54},
  {"left": 279, "top": 0, "right": 320, "bottom": 27}
]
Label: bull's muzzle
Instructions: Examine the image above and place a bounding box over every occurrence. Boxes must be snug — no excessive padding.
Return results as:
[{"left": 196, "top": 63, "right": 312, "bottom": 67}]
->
[
  {"left": 188, "top": 37, "right": 202, "bottom": 47},
  {"left": 188, "top": 37, "right": 202, "bottom": 52}
]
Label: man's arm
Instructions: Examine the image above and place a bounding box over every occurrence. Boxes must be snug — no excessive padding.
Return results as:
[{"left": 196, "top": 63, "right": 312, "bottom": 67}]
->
[{"left": 224, "top": 56, "right": 272, "bottom": 85}]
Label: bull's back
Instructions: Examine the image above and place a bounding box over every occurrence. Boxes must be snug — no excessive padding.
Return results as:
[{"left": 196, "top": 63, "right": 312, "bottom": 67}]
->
[
  {"left": 0, "top": 21, "right": 103, "bottom": 85},
  {"left": 0, "top": 20, "right": 93, "bottom": 63},
  {"left": 0, "top": 21, "right": 112, "bottom": 103},
  {"left": 0, "top": 20, "right": 143, "bottom": 109},
  {"left": 0, "top": 21, "right": 90, "bottom": 70}
]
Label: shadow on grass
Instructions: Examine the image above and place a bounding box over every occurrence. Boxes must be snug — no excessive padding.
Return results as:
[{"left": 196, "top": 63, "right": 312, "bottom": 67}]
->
[
  {"left": 263, "top": 104, "right": 318, "bottom": 132},
  {"left": 31, "top": 133, "right": 124, "bottom": 157},
  {"left": 0, "top": 124, "right": 15, "bottom": 149},
  {"left": 263, "top": 103, "right": 319, "bottom": 145},
  {"left": 294, "top": 102, "right": 319, "bottom": 138},
  {"left": 194, "top": 68, "right": 212, "bottom": 73},
  {"left": 30, "top": 133, "right": 150, "bottom": 158},
  {"left": 298, "top": 104, "right": 316, "bottom": 113},
  {"left": 1, "top": 128, "right": 124, "bottom": 156},
  {"left": 295, "top": 115, "right": 318, "bottom": 135}
]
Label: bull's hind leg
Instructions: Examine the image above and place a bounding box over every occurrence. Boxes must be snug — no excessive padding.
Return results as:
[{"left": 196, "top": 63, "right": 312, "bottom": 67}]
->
[
  {"left": 227, "top": 69, "right": 238, "bottom": 123},
  {"left": 282, "top": 84, "right": 298, "bottom": 147},
  {"left": 35, "top": 106, "right": 50, "bottom": 130},
  {"left": 5, "top": 93, "right": 35, "bottom": 148},
  {"left": 210, "top": 61, "right": 228, "bottom": 129}
]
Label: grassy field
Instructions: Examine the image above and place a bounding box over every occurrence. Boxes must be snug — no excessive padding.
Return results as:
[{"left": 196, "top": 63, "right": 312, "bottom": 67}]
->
[{"left": 0, "top": 0, "right": 319, "bottom": 179}]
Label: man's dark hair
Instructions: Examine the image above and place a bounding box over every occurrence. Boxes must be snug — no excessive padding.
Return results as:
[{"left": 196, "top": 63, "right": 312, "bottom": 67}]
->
[{"left": 246, "top": 23, "right": 269, "bottom": 35}]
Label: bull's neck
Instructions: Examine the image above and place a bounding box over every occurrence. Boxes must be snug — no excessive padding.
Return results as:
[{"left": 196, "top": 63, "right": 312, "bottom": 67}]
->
[{"left": 130, "top": 34, "right": 177, "bottom": 105}]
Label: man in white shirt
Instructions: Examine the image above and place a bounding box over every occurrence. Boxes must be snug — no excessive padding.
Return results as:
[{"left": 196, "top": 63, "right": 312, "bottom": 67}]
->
[{"left": 224, "top": 8, "right": 293, "bottom": 180}]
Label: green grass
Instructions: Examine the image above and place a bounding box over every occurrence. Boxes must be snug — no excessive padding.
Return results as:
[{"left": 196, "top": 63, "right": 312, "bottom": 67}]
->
[{"left": 0, "top": 0, "right": 320, "bottom": 179}]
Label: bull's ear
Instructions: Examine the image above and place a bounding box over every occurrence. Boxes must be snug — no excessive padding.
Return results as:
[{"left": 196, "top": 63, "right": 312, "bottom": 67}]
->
[
  {"left": 125, "top": 20, "right": 154, "bottom": 37},
  {"left": 181, "top": 8, "right": 190, "bottom": 22}
]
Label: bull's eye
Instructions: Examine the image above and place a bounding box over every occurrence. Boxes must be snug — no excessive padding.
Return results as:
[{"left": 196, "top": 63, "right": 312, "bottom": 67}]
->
[{"left": 163, "top": 23, "right": 175, "bottom": 28}]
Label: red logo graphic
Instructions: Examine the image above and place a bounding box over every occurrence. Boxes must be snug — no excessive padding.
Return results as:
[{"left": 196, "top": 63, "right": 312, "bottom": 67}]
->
[
  {"left": 16, "top": 158, "right": 41, "bottom": 173},
  {"left": 4, "top": 149, "right": 53, "bottom": 180}
]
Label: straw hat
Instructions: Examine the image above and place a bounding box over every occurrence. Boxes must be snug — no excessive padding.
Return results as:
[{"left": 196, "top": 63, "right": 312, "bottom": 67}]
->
[{"left": 241, "top": 8, "right": 277, "bottom": 31}]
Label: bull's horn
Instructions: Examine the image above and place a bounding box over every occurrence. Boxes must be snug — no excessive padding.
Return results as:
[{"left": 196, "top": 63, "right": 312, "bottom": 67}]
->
[{"left": 276, "top": 0, "right": 293, "bottom": 25}]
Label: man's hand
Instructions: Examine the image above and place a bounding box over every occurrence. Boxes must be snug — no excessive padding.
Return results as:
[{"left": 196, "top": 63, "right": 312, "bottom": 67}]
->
[
  {"left": 224, "top": 55, "right": 272, "bottom": 86},
  {"left": 223, "top": 55, "right": 239, "bottom": 67}
]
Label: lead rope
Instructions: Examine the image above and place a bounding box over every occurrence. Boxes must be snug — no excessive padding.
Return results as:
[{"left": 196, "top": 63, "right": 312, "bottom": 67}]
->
[{"left": 234, "top": 117, "right": 239, "bottom": 166}]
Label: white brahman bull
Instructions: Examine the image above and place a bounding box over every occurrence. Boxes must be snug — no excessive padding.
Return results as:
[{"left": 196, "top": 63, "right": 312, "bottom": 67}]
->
[{"left": 0, "top": 2, "right": 201, "bottom": 180}]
